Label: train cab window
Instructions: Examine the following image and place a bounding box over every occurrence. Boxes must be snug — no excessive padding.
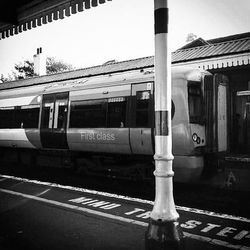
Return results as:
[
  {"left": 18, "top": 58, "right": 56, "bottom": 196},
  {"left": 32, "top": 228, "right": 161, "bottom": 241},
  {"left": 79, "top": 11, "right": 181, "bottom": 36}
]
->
[
  {"left": 136, "top": 91, "right": 150, "bottom": 127},
  {"left": 107, "top": 97, "right": 127, "bottom": 128},
  {"left": 188, "top": 81, "right": 203, "bottom": 123},
  {"left": 70, "top": 99, "right": 107, "bottom": 128}
]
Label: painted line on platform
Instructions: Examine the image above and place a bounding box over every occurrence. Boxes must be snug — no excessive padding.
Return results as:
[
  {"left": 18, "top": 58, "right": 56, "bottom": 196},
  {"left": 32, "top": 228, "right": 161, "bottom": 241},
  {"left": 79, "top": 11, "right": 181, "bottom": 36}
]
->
[
  {"left": 0, "top": 187, "right": 249, "bottom": 250},
  {"left": 0, "top": 187, "right": 147, "bottom": 227},
  {"left": 0, "top": 174, "right": 249, "bottom": 223},
  {"left": 184, "top": 232, "right": 250, "bottom": 250}
]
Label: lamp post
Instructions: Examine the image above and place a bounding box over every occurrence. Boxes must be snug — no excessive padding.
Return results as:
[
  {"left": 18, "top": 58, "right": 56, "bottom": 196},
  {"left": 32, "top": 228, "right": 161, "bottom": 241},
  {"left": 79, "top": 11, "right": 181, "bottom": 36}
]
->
[{"left": 145, "top": 0, "right": 185, "bottom": 249}]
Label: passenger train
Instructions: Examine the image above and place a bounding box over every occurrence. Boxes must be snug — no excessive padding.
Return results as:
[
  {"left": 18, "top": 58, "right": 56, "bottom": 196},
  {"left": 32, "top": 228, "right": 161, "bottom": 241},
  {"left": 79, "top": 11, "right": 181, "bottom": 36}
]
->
[{"left": 0, "top": 62, "right": 228, "bottom": 182}]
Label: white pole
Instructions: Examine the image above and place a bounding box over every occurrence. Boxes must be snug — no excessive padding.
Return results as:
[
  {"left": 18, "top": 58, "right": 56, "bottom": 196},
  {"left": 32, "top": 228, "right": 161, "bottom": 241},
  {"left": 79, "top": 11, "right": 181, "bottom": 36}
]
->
[{"left": 145, "top": 0, "right": 185, "bottom": 249}]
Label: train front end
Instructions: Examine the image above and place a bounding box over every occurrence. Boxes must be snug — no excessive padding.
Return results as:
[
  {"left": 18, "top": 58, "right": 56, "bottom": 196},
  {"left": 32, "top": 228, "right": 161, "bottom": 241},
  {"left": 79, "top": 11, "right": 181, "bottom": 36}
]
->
[{"left": 172, "top": 67, "right": 208, "bottom": 182}]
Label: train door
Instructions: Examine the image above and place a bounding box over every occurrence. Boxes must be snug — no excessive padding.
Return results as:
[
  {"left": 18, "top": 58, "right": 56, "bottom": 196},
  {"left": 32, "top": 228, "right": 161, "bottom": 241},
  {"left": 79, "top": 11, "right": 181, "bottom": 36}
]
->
[
  {"left": 217, "top": 83, "right": 228, "bottom": 151},
  {"left": 130, "top": 83, "right": 154, "bottom": 155},
  {"left": 235, "top": 91, "right": 250, "bottom": 154},
  {"left": 246, "top": 102, "right": 250, "bottom": 153},
  {"left": 40, "top": 92, "right": 69, "bottom": 149},
  {"left": 204, "top": 74, "right": 229, "bottom": 153},
  {"left": 214, "top": 74, "right": 229, "bottom": 152}
]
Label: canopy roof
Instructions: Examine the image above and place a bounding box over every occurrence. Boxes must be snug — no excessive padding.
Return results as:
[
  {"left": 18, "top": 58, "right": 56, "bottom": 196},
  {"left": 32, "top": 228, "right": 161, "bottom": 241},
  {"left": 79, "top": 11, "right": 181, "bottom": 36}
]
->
[
  {"left": 174, "top": 33, "right": 250, "bottom": 63},
  {"left": 0, "top": 0, "right": 111, "bottom": 39},
  {"left": 173, "top": 32, "right": 250, "bottom": 70}
]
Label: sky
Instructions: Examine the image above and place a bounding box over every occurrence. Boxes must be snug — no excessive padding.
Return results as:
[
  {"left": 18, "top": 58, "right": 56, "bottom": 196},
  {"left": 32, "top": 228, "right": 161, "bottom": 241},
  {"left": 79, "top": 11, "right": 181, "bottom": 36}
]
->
[{"left": 0, "top": 0, "right": 250, "bottom": 77}]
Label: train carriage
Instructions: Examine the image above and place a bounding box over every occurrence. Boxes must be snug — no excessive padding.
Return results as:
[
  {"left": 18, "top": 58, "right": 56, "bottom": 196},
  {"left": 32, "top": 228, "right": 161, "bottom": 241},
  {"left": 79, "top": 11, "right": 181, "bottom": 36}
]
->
[{"left": 0, "top": 64, "right": 227, "bottom": 182}]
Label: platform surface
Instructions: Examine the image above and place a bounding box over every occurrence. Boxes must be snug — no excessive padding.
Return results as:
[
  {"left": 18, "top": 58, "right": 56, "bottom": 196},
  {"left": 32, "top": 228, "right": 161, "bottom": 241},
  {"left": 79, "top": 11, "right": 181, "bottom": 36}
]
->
[{"left": 0, "top": 174, "right": 249, "bottom": 250}]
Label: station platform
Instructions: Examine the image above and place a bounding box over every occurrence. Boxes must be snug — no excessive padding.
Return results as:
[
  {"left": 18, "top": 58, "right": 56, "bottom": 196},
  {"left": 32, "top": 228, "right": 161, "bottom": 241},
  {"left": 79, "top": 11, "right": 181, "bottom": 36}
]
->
[{"left": 0, "top": 174, "right": 249, "bottom": 250}]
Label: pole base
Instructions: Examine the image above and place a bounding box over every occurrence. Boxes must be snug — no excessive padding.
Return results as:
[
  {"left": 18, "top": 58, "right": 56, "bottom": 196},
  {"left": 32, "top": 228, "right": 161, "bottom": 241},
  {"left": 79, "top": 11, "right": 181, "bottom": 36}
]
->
[{"left": 145, "top": 219, "right": 185, "bottom": 250}]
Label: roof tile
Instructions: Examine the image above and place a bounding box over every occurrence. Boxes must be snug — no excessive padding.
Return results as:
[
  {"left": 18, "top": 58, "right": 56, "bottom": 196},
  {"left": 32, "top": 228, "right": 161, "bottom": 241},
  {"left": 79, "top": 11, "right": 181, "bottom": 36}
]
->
[
  {"left": 1, "top": 33, "right": 249, "bottom": 90},
  {"left": 173, "top": 37, "right": 250, "bottom": 62}
]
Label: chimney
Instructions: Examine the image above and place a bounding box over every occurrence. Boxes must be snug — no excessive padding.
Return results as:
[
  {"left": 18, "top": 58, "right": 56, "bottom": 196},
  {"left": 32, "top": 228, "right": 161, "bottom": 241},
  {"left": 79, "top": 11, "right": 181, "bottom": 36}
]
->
[{"left": 33, "top": 47, "right": 46, "bottom": 76}]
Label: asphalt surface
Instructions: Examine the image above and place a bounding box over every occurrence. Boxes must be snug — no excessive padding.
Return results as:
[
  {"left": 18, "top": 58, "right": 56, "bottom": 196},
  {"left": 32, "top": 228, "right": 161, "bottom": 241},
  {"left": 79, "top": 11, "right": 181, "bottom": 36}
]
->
[{"left": 0, "top": 174, "right": 249, "bottom": 250}]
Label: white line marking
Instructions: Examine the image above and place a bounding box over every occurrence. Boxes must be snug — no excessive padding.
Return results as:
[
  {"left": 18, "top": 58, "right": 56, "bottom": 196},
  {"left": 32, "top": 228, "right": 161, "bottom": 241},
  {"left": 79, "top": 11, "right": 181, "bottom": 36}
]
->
[
  {"left": 35, "top": 188, "right": 51, "bottom": 197},
  {"left": 0, "top": 188, "right": 147, "bottom": 227},
  {"left": 0, "top": 187, "right": 249, "bottom": 250},
  {"left": 184, "top": 232, "right": 249, "bottom": 250},
  {"left": 0, "top": 174, "right": 249, "bottom": 223}
]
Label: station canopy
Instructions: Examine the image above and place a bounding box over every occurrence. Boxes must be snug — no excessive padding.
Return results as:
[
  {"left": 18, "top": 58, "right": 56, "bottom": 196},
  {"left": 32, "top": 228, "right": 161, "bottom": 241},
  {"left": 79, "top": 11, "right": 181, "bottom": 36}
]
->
[{"left": 0, "top": 0, "right": 112, "bottom": 40}]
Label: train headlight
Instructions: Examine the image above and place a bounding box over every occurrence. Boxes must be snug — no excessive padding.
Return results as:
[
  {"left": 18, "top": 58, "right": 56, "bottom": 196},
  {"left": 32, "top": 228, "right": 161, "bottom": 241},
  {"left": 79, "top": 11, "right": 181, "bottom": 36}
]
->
[
  {"left": 192, "top": 133, "right": 198, "bottom": 142},
  {"left": 192, "top": 133, "right": 201, "bottom": 144}
]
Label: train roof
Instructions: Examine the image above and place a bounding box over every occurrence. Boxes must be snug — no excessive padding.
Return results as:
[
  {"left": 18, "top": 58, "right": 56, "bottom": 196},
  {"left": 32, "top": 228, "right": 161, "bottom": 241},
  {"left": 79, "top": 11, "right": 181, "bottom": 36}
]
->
[
  {"left": 0, "top": 56, "right": 154, "bottom": 91},
  {"left": 0, "top": 56, "right": 208, "bottom": 91}
]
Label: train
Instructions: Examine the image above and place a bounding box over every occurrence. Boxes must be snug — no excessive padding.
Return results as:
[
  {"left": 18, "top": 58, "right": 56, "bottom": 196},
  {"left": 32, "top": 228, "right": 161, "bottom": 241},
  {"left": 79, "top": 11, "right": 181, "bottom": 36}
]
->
[{"left": 0, "top": 60, "right": 228, "bottom": 182}]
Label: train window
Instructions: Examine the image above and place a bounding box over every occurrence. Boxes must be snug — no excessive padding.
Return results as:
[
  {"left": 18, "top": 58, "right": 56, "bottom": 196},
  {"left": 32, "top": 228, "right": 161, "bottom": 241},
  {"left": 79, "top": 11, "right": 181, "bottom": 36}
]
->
[
  {"left": 19, "top": 105, "right": 40, "bottom": 128},
  {"left": 41, "top": 102, "right": 54, "bottom": 129},
  {"left": 0, "top": 105, "right": 40, "bottom": 129},
  {"left": 70, "top": 99, "right": 107, "bottom": 128},
  {"left": 136, "top": 91, "right": 150, "bottom": 127},
  {"left": 107, "top": 97, "right": 127, "bottom": 128},
  {"left": 188, "top": 81, "right": 203, "bottom": 123},
  {"left": 54, "top": 100, "right": 68, "bottom": 129},
  {"left": 0, "top": 107, "right": 14, "bottom": 128}
]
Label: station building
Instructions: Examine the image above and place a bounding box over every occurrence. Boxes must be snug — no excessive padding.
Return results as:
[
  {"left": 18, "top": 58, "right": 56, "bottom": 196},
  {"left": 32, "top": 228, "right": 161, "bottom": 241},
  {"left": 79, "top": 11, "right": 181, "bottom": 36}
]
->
[{"left": 172, "top": 32, "right": 250, "bottom": 157}]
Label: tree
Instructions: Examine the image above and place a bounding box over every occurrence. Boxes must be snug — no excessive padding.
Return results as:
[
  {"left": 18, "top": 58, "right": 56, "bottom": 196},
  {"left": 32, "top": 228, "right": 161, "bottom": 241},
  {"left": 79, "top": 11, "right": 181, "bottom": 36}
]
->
[
  {"left": 46, "top": 57, "right": 74, "bottom": 74},
  {"left": 1, "top": 74, "right": 9, "bottom": 83},
  {"left": 186, "top": 33, "right": 198, "bottom": 43},
  {"left": 0, "top": 57, "right": 74, "bottom": 82},
  {"left": 14, "top": 60, "right": 34, "bottom": 78}
]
